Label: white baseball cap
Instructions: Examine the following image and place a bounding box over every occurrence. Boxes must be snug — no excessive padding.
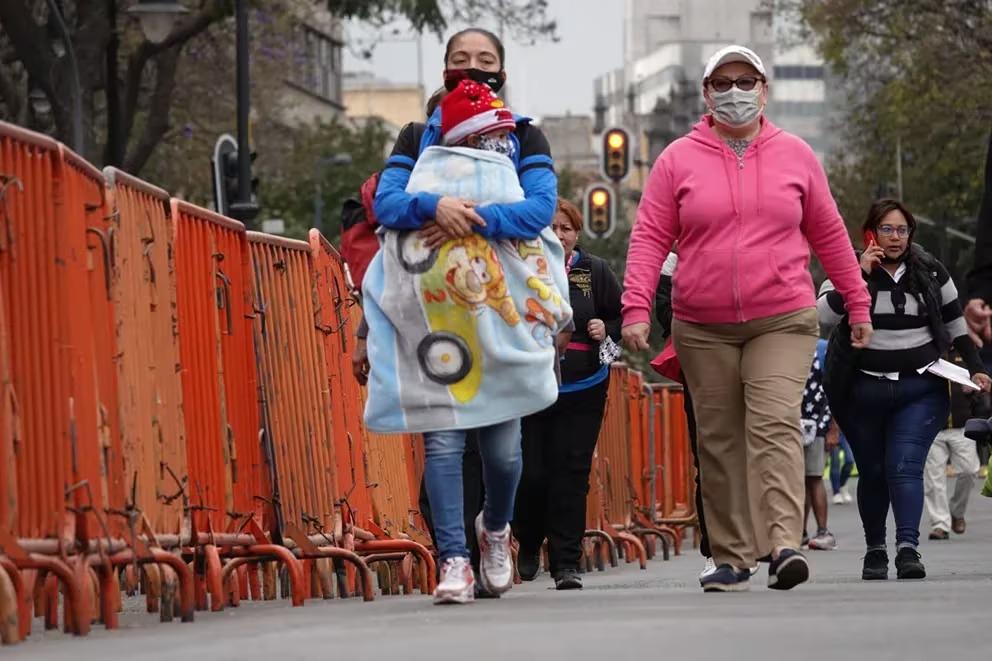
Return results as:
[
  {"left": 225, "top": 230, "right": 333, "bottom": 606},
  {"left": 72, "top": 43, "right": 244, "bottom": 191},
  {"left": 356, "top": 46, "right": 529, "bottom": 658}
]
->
[{"left": 703, "top": 45, "right": 767, "bottom": 82}]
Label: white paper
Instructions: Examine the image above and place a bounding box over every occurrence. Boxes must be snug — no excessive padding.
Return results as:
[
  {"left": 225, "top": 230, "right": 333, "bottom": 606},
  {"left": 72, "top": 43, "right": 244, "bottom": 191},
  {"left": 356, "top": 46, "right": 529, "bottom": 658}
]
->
[{"left": 926, "top": 359, "right": 979, "bottom": 391}]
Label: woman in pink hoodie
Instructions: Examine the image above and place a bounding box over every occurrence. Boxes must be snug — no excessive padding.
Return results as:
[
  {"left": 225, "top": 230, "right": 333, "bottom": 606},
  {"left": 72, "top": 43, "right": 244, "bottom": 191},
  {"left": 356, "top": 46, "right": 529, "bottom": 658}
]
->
[{"left": 621, "top": 45, "right": 873, "bottom": 593}]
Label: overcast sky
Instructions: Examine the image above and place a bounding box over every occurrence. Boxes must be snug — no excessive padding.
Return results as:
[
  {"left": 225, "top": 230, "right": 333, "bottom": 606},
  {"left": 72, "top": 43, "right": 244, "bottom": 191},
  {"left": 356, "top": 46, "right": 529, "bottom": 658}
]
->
[{"left": 342, "top": 0, "right": 624, "bottom": 121}]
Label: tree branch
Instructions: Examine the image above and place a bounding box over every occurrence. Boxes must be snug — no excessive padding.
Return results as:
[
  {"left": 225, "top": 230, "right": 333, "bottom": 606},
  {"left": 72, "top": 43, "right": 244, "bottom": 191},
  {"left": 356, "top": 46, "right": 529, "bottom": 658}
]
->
[
  {"left": 122, "top": 47, "right": 181, "bottom": 174},
  {"left": 0, "top": 62, "right": 25, "bottom": 123},
  {"left": 120, "top": 0, "right": 230, "bottom": 159},
  {"left": 0, "top": 0, "right": 70, "bottom": 136}
]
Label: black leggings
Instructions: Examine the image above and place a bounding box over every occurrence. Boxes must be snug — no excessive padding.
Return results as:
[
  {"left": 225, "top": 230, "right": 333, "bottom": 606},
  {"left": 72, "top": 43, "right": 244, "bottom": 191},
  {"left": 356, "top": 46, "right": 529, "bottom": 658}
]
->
[
  {"left": 683, "top": 382, "right": 710, "bottom": 558},
  {"left": 513, "top": 378, "right": 609, "bottom": 573}
]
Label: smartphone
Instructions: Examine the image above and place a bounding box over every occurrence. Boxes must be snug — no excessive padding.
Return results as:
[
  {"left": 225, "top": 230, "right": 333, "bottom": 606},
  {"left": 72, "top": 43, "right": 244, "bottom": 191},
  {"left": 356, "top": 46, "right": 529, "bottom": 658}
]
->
[{"left": 863, "top": 230, "right": 879, "bottom": 271}]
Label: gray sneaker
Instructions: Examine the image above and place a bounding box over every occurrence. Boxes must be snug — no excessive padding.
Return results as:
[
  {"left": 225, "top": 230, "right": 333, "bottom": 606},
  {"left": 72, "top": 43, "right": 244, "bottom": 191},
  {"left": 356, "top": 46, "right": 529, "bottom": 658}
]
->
[{"left": 807, "top": 530, "right": 837, "bottom": 551}]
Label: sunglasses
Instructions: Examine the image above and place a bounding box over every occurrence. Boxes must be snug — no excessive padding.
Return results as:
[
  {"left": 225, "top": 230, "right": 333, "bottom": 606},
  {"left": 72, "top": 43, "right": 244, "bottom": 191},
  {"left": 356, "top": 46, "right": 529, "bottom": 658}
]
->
[{"left": 707, "top": 75, "right": 765, "bottom": 93}]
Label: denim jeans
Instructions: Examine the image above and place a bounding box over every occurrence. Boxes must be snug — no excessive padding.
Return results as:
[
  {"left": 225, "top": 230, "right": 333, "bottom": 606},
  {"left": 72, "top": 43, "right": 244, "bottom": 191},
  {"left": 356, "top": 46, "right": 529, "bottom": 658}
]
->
[
  {"left": 843, "top": 372, "right": 950, "bottom": 549},
  {"left": 422, "top": 419, "right": 523, "bottom": 562},
  {"left": 829, "top": 433, "right": 855, "bottom": 494}
]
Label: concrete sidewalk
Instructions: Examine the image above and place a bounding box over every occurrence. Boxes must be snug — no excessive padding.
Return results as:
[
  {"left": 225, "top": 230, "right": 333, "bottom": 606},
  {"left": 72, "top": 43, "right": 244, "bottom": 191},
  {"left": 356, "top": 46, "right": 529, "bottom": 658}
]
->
[{"left": 8, "top": 480, "right": 992, "bottom": 660}]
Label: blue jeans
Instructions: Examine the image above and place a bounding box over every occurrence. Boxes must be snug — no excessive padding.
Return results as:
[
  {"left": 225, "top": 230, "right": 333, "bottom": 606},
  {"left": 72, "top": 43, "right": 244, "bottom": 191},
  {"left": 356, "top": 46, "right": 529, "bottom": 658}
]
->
[
  {"left": 843, "top": 373, "right": 950, "bottom": 549},
  {"left": 829, "top": 433, "right": 855, "bottom": 494},
  {"left": 423, "top": 419, "right": 523, "bottom": 562}
]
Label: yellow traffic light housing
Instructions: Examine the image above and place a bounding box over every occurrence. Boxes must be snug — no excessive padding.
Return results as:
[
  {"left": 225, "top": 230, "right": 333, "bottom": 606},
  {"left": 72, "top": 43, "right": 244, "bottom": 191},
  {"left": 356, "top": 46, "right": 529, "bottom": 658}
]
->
[
  {"left": 583, "top": 184, "right": 615, "bottom": 240},
  {"left": 602, "top": 127, "right": 630, "bottom": 183}
]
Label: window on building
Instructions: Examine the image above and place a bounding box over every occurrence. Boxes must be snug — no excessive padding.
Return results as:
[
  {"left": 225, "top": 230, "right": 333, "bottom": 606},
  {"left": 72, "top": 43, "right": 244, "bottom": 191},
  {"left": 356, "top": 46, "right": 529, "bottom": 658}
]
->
[
  {"left": 772, "top": 65, "right": 825, "bottom": 80},
  {"left": 293, "top": 27, "right": 343, "bottom": 104}
]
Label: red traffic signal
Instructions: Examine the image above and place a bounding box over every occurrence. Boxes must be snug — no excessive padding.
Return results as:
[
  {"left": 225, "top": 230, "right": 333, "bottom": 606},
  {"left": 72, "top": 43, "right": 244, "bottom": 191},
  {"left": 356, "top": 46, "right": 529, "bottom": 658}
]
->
[
  {"left": 583, "top": 184, "right": 615, "bottom": 239},
  {"left": 602, "top": 127, "right": 630, "bottom": 182}
]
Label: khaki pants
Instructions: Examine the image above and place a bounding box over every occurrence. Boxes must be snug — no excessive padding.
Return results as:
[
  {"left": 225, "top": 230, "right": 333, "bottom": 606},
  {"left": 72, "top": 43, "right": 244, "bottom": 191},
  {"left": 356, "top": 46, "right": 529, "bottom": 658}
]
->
[
  {"left": 924, "top": 428, "right": 980, "bottom": 532},
  {"left": 673, "top": 308, "right": 819, "bottom": 569}
]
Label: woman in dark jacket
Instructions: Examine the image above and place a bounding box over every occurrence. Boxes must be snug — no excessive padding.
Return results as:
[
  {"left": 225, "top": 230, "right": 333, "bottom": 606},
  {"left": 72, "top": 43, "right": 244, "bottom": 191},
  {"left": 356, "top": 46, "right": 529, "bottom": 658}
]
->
[
  {"left": 818, "top": 199, "right": 991, "bottom": 581},
  {"left": 513, "top": 198, "right": 623, "bottom": 590}
]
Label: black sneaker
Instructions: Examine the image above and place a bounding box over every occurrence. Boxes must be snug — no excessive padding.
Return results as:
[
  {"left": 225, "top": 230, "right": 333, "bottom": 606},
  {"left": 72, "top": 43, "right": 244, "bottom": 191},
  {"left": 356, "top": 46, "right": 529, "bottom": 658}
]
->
[
  {"left": 895, "top": 548, "right": 926, "bottom": 580},
  {"left": 553, "top": 569, "right": 582, "bottom": 590},
  {"left": 768, "top": 549, "right": 810, "bottom": 590},
  {"left": 517, "top": 549, "right": 541, "bottom": 582},
  {"left": 700, "top": 564, "right": 750, "bottom": 592},
  {"left": 862, "top": 549, "right": 888, "bottom": 581}
]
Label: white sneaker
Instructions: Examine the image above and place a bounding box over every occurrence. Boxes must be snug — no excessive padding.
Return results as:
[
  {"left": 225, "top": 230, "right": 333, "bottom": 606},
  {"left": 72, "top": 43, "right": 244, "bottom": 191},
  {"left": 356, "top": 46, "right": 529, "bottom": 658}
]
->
[
  {"left": 842, "top": 488, "right": 853, "bottom": 504},
  {"left": 699, "top": 557, "right": 717, "bottom": 583},
  {"left": 475, "top": 513, "right": 513, "bottom": 594},
  {"left": 433, "top": 557, "right": 475, "bottom": 605},
  {"left": 832, "top": 492, "right": 845, "bottom": 505}
]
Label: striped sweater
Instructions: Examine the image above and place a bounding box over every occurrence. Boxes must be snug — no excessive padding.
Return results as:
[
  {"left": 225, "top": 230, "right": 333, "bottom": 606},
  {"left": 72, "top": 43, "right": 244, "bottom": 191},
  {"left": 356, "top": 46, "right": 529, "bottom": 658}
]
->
[{"left": 818, "top": 255, "right": 985, "bottom": 376}]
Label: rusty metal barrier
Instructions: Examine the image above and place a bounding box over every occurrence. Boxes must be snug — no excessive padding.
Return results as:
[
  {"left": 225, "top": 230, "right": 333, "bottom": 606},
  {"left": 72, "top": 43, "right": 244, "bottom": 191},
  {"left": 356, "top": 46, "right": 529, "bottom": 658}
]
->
[
  {"left": 104, "top": 168, "right": 196, "bottom": 624},
  {"left": 307, "top": 231, "right": 434, "bottom": 596},
  {"left": 171, "top": 199, "right": 268, "bottom": 532},
  {"left": 247, "top": 231, "right": 377, "bottom": 603},
  {"left": 590, "top": 364, "right": 648, "bottom": 568},
  {"left": 0, "top": 127, "right": 200, "bottom": 644},
  {"left": 0, "top": 124, "right": 93, "bottom": 639},
  {"left": 172, "top": 200, "right": 283, "bottom": 610},
  {"left": 105, "top": 168, "right": 188, "bottom": 535},
  {"left": 649, "top": 384, "right": 697, "bottom": 541}
]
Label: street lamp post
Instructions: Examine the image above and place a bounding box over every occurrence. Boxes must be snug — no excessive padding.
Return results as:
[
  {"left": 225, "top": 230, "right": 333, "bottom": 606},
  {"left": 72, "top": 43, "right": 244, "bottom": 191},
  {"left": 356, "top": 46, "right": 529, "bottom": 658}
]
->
[
  {"left": 313, "top": 153, "right": 353, "bottom": 235},
  {"left": 228, "top": 0, "right": 260, "bottom": 225},
  {"left": 44, "top": 0, "right": 84, "bottom": 153}
]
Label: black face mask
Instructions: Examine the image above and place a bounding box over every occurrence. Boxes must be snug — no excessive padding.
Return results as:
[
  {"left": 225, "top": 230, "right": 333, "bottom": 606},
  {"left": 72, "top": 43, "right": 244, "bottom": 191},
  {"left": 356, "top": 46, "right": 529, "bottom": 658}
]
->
[{"left": 444, "top": 68, "right": 505, "bottom": 93}]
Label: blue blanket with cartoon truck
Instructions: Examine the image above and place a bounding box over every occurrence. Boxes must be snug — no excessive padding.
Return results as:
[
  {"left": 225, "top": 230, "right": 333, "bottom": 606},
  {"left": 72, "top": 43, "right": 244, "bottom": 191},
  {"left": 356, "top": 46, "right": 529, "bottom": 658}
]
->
[{"left": 362, "top": 146, "right": 573, "bottom": 433}]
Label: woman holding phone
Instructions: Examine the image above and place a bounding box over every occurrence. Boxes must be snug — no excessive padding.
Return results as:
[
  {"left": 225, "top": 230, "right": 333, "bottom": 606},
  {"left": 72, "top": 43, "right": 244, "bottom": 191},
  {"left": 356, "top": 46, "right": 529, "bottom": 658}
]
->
[{"left": 818, "top": 198, "right": 991, "bottom": 581}]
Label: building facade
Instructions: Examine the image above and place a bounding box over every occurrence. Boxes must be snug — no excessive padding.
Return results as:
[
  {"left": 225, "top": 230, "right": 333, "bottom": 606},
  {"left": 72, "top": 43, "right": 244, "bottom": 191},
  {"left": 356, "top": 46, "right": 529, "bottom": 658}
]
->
[
  {"left": 595, "top": 0, "right": 835, "bottom": 170},
  {"left": 343, "top": 73, "right": 425, "bottom": 134},
  {"left": 281, "top": 7, "right": 346, "bottom": 126}
]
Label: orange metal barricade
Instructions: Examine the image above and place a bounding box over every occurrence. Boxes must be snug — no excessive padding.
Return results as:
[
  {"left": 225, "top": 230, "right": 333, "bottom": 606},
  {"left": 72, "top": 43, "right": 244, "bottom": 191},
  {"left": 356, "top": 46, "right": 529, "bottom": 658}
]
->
[
  {"left": 308, "top": 232, "right": 374, "bottom": 532},
  {"left": 248, "top": 231, "right": 381, "bottom": 603},
  {"left": 172, "top": 200, "right": 267, "bottom": 535},
  {"left": 60, "top": 146, "right": 125, "bottom": 540},
  {"left": 308, "top": 231, "right": 434, "bottom": 595},
  {"left": 0, "top": 126, "right": 192, "bottom": 640},
  {"left": 650, "top": 385, "right": 697, "bottom": 536},
  {"left": 0, "top": 125, "right": 69, "bottom": 542},
  {"left": 591, "top": 364, "right": 679, "bottom": 564},
  {"left": 248, "top": 232, "right": 338, "bottom": 536},
  {"left": 105, "top": 168, "right": 188, "bottom": 535}
]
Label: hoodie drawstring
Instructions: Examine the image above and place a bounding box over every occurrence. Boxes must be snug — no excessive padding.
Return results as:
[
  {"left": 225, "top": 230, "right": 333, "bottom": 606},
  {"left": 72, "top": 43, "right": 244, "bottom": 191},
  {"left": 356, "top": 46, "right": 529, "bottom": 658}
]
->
[
  {"left": 755, "top": 141, "right": 762, "bottom": 216},
  {"left": 722, "top": 149, "right": 739, "bottom": 217}
]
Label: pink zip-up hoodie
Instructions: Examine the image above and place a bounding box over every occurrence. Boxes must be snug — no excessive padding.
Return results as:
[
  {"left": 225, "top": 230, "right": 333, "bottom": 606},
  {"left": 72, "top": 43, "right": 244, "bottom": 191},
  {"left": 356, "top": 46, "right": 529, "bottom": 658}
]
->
[{"left": 622, "top": 116, "right": 871, "bottom": 327}]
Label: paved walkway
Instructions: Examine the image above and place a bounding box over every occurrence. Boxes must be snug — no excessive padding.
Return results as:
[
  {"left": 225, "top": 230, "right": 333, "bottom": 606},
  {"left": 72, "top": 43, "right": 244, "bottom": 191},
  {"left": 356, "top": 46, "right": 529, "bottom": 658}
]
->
[{"left": 9, "top": 478, "right": 992, "bottom": 660}]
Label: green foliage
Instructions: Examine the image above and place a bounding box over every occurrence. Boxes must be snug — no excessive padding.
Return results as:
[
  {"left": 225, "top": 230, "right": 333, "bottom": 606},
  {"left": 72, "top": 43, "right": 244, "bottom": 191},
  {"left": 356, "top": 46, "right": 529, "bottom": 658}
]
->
[
  {"left": 782, "top": 0, "right": 992, "bottom": 226},
  {"left": 258, "top": 119, "right": 394, "bottom": 242},
  {"left": 329, "top": 0, "right": 558, "bottom": 42}
]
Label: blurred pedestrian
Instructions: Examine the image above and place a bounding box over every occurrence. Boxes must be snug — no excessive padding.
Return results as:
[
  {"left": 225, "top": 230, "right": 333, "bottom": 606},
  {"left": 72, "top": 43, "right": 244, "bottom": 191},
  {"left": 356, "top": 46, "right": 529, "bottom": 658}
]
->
[
  {"left": 965, "top": 132, "right": 992, "bottom": 347},
  {"left": 829, "top": 433, "right": 855, "bottom": 505},
  {"left": 514, "top": 198, "right": 623, "bottom": 591},
  {"left": 801, "top": 339, "right": 838, "bottom": 551},
  {"left": 621, "top": 45, "right": 873, "bottom": 593},
  {"left": 924, "top": 370, "right": 983, "bottom": 540}
]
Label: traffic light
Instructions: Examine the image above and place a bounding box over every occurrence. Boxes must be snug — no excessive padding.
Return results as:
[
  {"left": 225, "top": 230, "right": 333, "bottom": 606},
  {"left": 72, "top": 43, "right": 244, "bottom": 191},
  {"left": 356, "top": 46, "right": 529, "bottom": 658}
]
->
[
  {"left": 212, "top": 134, "right": 238, "bottom": 216},
  {"left": 212, "top": 133, "right": 260, "bottom": 223},
  {"left": 583, "top": 183, "right": 615, "bottom": 240},
  {"left": 602, "top": 127, "right": 630, "bottom": 183}
]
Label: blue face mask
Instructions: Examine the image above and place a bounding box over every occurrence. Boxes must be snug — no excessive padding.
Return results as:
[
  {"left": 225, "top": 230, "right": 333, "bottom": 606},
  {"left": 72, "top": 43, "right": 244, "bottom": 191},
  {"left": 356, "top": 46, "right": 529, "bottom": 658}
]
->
[{"left": 477, "top": 135, "right": 515, "bottom": 158}]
